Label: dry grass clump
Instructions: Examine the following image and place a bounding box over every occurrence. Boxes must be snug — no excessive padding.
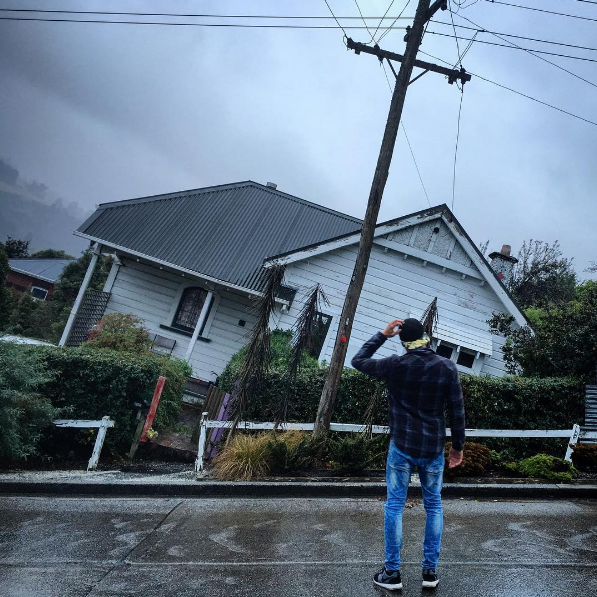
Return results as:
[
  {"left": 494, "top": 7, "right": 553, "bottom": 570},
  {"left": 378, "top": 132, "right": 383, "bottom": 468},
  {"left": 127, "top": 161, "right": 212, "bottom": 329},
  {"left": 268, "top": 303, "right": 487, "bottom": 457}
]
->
[
  {"left": 274, "top": 430, "right": 304, "bottom": 448},
  {"left": 213, "top": 433, "right": 271, "bottom": 480}
]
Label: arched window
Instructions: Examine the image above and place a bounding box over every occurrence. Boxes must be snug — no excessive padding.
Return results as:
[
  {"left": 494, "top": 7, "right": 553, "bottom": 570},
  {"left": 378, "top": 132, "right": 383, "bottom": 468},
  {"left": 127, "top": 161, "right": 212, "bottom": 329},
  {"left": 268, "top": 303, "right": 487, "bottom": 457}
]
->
[{"left": 172, "top": 287, "right": 208, "bottom": 332}]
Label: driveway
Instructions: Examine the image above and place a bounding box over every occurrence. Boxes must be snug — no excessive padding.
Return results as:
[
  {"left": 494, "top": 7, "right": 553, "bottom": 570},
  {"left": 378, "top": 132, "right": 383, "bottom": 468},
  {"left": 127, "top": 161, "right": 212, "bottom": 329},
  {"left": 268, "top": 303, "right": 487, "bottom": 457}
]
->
[{"left": 0, "top": 496, "right": 595, "bottom": 596}]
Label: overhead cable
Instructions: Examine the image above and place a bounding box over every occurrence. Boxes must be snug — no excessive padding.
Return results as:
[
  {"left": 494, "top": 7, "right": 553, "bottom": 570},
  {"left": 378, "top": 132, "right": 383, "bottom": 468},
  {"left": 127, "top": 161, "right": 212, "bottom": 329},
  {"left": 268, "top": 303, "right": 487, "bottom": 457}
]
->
[
  {"left": 481, "top": 0, "right": 597, "bottom": 24},
  {"left": 381, "top": 60, "right": 432, "bottom": 208},
  {"left": 453, "top": 10, "right": 597, "bottom": 89},
  {"left": 419, "top": 49, "right": 597, "bottom": 127}
]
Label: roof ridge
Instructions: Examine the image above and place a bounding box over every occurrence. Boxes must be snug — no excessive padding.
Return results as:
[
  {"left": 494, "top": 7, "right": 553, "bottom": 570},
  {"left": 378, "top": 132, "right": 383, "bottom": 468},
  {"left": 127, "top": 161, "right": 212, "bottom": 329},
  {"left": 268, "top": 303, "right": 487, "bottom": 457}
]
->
[
  {"left": 94, "top": 180, "right": 361, "bottom": 224},
  {"left": 244, "top": 182, "right": 362, "bottom": 224},
  {"left": 96, "top": 181, "right": 256, "bottom": 209}
]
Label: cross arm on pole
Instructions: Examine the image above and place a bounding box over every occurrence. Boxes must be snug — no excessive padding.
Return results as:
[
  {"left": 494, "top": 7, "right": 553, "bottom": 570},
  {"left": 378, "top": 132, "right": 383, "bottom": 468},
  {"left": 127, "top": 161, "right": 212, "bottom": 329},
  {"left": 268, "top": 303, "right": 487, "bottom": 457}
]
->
[{"left": 346, "top": 38, "right": 472, "bottom": 85}]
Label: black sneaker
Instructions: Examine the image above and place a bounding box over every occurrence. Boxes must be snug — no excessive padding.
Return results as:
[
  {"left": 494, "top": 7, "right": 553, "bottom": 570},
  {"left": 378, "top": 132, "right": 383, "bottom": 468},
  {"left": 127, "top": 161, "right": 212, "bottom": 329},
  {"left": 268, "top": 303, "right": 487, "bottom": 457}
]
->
[
  {"left": 422, "top": 568, "right": 439, "bottom": 588},
  {"left": 373, "top": 567, "right": 403, "bottom": 590}
]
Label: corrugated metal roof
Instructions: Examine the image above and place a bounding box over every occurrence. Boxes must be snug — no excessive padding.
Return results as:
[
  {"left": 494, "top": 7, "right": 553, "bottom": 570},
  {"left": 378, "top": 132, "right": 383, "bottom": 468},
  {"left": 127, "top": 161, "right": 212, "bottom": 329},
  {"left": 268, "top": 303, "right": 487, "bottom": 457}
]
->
[
  {"left": 8, "top": 259, "right": 76, "bottom": 283},
  {"left": 76, "top": 181, "right": 362, "bottom": 292}
]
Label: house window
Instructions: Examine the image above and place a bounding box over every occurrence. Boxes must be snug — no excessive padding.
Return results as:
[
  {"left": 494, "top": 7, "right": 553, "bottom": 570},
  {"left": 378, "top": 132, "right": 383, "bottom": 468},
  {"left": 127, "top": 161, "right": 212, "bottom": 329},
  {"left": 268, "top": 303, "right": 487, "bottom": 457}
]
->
[
  {"left": 436, "top": 343, "right": 454, "bottom": 360},
  {"left": 308, "top": 312, "right": 332, "bottom": 359},
  {"left": 30, "top": 286, "right": 48, "bottom": 301},
  {"left": 456, "top": 349, "right": 476, "bottom": 369},
  {"left": 172, "top": 287, "right": 208, "bottom": 332}
]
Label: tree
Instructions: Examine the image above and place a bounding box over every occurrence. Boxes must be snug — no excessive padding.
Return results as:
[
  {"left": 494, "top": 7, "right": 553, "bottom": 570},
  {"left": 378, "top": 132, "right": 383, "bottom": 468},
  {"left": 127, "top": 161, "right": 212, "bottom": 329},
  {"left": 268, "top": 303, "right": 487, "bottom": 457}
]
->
[
  {"left": 509, "top": 240, "right": 576, "bottom": 309},
  {"left": 4, "top": 237, "right": 30, "bottom": 258},
  {"left": 0, "top": 243, "right": 11, "bottom": 330},
  {"left": 29, "top": 249, "right": 74, "bottom": 259},
  {"left": 85, "top": 313, "right": 152, "bottom": 353},
  {"left": 489, "top": 281, "right": 597, "bottom": 379},
  {"left": 587, "top": 262, "right": 597, "bottom": 274}
]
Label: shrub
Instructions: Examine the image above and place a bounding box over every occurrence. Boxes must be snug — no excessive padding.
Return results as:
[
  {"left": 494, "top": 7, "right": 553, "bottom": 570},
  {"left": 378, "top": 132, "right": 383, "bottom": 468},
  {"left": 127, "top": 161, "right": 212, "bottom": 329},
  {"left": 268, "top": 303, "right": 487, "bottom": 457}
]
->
[
  {"left": 221, "top": 361, "right": 584, "bottom": 458},
  {"left": 8, "top": 344, "right": 188, "bottom": 455},
  {"left": 444, "top": 442, "right": 493, "bottom": 477},
  {"left": 570, "top": 444, "right": 597, "bottom": 471},
  {"left": 213, "top": 433, "right": 271, "bottom": 480},
  {"left": 267, "top": 431, "right": 330, "bottom": 475},
  {"left": 152, "top": 356, "right": 193, "bottom": 430},
  {"left": 218, "top": 329, "right": 319, "bottom": 394},
  {"left": 513, "top": 454, "right": 577, "bottom": 483},
  {"left": 36, "top": 345, "right": 159, "bottom": 452},
  {"left": 85, "top": 313, "right": 152, "bottom": 353},
  {"left": 0, "top": 342, "right": 57, "bottom": 460},
  {"left": 329, "top": 434, "right": 386, "bottom": 475},
  {"left": 81, "top": 312, "right": 191, "bottom": 431}
]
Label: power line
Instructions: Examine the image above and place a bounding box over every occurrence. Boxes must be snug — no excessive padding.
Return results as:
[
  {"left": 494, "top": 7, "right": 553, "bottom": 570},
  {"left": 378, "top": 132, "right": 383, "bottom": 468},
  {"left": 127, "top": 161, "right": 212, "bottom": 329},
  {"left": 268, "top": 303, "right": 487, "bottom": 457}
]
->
[
  {"left": 3, "top": 7, "right": 597, "bottom": 55},
  {"left": 452, "top": 11, "right": 597, "bottom": 89},
  {"left": 425, "top": 30, "right": 597, "bottom": 63},
  {"left": 3, "top": 12, "right": 597, "bottom": 65},
  {"left": 430, "top": 20, "right": 597, "bottom": 54},
  {"left": 419, "top": 49, "right": 597, "bottom": 126},
  {"left": 378, "top": 0, "right": 412, "bottom": 42},
  {"left": 0, "top": 8, "right": 415, "bottom": 20},
  {"left": 323, "top": 0, "right": 348, "bottom": 37},
  {"left": 481, "top": 0, "right": 597, "bottom": 24},
  {"left": 381, "top": 60, "right": 432, "bottom": 208},
  {"left": 448, "top": 0, "right": 464, "bottom": 67},
  {"left": 452, "top": 89, "right": 464, "bottom": 212},
  {"left": 372, "top": 0, "right": 397, "bottom": 41},
  {"left": 0, "top": 16, "right": 407, "bottom": 30},
  {"left": 353, "top": 0, "right": 376, "bottom": 43}
]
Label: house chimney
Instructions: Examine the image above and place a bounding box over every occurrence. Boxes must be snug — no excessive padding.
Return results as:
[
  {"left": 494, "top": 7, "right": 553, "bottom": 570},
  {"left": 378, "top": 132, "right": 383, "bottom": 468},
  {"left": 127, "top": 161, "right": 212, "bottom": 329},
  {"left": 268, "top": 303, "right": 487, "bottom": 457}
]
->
[
  {"left": 488, "top": 244, "right": 518, "bottom": 286},
  {"left": 266, "top": 182, "right": 277, "bottom": 190}
]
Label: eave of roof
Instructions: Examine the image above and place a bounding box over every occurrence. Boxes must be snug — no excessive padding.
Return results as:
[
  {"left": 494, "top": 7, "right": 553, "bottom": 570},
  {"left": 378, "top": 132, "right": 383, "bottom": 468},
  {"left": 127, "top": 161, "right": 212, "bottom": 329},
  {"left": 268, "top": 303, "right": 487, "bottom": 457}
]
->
[{"left": 263, "top": 203, "right": 530, "bottom": 327}]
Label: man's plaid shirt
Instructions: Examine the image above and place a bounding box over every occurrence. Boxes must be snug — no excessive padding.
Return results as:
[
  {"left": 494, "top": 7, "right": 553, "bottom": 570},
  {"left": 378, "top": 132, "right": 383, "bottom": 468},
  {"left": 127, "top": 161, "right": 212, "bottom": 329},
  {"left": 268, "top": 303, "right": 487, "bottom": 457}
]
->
[{"left": 351, "top": 332, "right": 466, "bottom": 459}]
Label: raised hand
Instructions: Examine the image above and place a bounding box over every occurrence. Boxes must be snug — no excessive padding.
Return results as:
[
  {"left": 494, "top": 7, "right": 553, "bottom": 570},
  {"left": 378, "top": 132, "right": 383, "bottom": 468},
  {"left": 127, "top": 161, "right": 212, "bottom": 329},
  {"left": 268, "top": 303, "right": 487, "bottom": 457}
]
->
[{"left": 382, "top": 319, "right": 405, "bottom": 338}]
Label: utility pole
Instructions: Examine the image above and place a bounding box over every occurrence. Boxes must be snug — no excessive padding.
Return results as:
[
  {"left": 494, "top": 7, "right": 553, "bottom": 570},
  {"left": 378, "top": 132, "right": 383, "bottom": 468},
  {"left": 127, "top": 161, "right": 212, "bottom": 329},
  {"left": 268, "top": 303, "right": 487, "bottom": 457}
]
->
[{"left": 313, "top": 0, "right": 470, "bottom": 436}]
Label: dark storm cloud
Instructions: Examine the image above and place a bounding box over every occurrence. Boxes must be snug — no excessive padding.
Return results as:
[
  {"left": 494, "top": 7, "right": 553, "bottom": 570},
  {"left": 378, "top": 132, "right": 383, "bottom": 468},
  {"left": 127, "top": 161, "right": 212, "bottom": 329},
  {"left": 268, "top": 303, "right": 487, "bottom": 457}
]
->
[{"left": 0, "top": 0, "right": 595, "bottom": 274}]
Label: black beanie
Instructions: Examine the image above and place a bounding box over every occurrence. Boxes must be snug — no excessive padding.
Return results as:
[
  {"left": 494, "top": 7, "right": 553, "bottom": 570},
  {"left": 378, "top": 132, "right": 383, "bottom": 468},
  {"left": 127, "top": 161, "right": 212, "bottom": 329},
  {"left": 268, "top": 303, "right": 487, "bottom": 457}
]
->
[{"left": 400, "top": 318, "right": 425, "bottom": 342}]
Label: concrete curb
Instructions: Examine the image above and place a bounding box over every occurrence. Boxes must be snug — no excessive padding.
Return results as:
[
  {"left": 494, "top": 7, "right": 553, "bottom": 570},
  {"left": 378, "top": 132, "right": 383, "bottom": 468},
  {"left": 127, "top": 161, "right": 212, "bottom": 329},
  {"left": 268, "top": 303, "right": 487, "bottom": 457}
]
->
[{"left": 0, "top": 480, "right": 596, "bottom": 499}]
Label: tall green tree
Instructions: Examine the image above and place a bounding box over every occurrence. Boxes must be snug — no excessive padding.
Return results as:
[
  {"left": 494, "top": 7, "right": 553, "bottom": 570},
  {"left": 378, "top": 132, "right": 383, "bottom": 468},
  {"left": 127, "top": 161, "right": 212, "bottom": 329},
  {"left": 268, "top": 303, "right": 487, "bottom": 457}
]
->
[
  {"left": 29, "top": 249, "right": 74, "bottom": 259},
  {"left": 489, "top": 281, "right": 597, "bottom": 379},
  {"left": 509, "top": 240, "right": 576, "bottom": 309},
  {"left": 0, "top": 243, "right": 11, "bottom": 330},
  {"left": 4, "top": 237, "right": 30, "bottom": 258}
]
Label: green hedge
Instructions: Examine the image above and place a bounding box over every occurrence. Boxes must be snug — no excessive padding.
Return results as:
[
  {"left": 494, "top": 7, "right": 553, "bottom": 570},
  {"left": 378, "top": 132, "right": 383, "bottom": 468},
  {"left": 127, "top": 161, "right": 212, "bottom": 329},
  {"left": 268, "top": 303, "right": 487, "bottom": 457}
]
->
[
  {"left": 236, "top": 368, "right": 585, "bottom": 431},
  {"left": 0, "top": 342, "right": 57, "bottom": 460},
  {"left": 11, "top": 345, "right": 191, "bottom": 454}
]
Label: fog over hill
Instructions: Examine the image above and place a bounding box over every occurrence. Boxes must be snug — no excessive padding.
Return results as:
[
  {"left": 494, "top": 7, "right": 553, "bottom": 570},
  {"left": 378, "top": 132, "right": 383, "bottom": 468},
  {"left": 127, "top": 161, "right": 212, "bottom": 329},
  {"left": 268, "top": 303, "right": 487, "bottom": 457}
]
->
[{"left": 0, "top": 159, "right": 89, "bottom": 256}]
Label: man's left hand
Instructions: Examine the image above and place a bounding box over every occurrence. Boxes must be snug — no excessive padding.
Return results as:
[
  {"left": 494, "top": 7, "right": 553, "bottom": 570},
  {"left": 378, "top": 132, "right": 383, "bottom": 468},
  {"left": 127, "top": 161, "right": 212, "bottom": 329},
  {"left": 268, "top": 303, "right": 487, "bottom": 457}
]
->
[{"left": 448, "top": 448, "right": 464, "bottom": 469}]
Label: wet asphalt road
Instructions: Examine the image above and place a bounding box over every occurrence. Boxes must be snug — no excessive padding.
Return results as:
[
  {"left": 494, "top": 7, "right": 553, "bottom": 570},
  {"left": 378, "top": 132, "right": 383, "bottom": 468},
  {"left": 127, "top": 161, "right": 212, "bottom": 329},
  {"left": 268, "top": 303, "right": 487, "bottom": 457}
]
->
[{"left": 0, "top": 496, "right": 595, "bottom": 596}]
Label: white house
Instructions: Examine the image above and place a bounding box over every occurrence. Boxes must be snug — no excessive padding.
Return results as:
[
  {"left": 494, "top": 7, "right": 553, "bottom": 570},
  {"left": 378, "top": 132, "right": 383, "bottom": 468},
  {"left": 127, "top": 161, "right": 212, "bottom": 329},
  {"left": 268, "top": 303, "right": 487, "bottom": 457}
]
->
[{"left": 63, "top": 181, "right": 526, "bottom": 384}]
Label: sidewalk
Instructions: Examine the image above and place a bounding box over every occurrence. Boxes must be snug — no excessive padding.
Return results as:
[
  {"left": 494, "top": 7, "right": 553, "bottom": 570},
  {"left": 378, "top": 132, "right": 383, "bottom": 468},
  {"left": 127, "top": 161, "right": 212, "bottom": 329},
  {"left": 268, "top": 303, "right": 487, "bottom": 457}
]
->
[{"left": 1, "top": 468, "right": 596, "bottom": 498}]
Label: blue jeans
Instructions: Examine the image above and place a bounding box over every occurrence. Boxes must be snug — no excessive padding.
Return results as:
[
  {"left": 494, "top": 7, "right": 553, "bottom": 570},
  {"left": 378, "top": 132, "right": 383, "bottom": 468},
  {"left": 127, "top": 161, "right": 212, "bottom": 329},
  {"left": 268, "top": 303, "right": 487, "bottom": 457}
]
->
[{"left": 385, "top": 441, "right": 444, "bottom": 571}]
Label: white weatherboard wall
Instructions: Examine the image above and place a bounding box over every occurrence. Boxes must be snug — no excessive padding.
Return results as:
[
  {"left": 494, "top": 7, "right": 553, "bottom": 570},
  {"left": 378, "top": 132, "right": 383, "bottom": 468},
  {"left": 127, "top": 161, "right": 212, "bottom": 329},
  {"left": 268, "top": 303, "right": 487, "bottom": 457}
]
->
[
  {"left": 103, "top": 258, "right": 257, "bottom": 381},
  {"left": 277, "top": 218, "right": 512, "bottom": 377}
]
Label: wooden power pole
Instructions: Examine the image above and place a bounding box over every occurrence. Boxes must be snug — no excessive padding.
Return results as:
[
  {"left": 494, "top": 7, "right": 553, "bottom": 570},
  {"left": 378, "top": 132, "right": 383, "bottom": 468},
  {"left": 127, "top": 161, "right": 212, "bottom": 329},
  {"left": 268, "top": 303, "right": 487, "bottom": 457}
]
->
[{"left": 313, "top": 0, "right": 471, "bottom": 436}]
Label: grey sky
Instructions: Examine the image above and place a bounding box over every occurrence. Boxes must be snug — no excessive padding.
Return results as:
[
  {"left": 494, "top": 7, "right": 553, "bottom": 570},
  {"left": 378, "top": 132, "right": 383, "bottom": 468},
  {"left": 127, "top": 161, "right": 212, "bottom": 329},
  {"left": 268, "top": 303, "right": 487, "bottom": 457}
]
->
[{"left": 0, "top": 0, "right": 595, "bottom": 275}]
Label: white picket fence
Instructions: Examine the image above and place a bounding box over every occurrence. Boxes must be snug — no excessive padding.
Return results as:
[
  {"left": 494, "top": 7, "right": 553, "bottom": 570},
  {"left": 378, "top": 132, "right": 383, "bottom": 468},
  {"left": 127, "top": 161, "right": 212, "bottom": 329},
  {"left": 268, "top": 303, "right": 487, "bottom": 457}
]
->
[
  {"left": 195, "top": 413, "right": 597, "bottom": 474},
  {"left": 53, "top": 416, "right": 114, "bottom": 471}
]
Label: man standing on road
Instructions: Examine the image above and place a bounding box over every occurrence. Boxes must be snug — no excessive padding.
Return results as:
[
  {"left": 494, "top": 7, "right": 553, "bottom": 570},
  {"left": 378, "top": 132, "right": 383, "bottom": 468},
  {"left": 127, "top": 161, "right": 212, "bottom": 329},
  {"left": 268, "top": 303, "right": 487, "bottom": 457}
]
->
[{"left": 351, "top": 317, "right": 465, "bottom": 590}]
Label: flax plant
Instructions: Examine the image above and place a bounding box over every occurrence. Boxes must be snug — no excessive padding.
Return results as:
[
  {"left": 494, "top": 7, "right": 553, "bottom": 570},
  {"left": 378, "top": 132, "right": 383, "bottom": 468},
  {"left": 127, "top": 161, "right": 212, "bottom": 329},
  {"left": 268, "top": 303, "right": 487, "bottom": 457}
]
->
[
  {"left": 226, "top": 263, "right": 285, "bottom": 444},
  {"left": 421, "top": 296, "right": 438, "bottom": 341},
  {"left": 275, "top": 284, "right": 329, "bottom": 427}
]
